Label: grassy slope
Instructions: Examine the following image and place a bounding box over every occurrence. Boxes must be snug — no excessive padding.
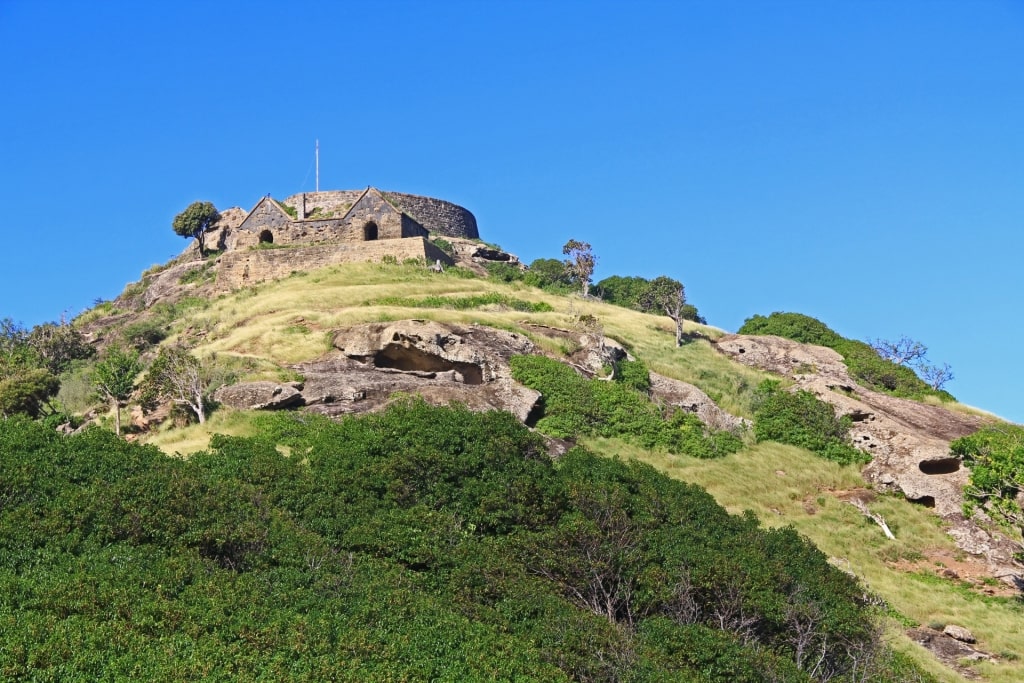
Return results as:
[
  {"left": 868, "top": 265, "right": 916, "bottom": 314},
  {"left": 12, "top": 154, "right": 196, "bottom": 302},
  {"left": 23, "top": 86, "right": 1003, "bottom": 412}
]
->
[{"left": 139, "top": 261, "right": 1021, "bottom": 681}]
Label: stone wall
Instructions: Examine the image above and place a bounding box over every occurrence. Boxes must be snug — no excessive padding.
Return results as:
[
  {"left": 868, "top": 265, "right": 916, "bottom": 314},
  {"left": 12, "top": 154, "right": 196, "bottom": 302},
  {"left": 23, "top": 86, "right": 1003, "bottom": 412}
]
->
[
  {"left": 283, "top": 191, "right": 363, "bottom": 219},
  {"left": 384, "top": 192, "right": 479, "bottom": 239},
  {"left": 215, "top": 238, "right": 453, "bottom": 292}
]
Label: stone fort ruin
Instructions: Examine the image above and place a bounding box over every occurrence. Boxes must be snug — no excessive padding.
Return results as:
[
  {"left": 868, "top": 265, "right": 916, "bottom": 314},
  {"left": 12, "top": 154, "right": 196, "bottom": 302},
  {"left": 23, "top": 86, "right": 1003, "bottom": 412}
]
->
[{"left": 210, "top": 187, "right": 478, "bottom": 290}]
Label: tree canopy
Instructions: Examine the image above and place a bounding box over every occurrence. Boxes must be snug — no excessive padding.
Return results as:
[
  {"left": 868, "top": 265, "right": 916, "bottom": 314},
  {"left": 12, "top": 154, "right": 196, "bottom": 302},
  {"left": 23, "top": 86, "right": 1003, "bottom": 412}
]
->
[
  {"left": 562, "top": 239, "right": 596, "bottom": 297},
  {"left": 172, "top": 200, "right": 220, "bottom": 256}
]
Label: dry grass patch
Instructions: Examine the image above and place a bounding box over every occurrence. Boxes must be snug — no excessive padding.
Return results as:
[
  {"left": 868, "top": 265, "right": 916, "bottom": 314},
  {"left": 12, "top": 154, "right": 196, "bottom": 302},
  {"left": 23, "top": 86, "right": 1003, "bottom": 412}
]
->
[{"left": 142, "top": 407, "right": 259, "bottom": 457}]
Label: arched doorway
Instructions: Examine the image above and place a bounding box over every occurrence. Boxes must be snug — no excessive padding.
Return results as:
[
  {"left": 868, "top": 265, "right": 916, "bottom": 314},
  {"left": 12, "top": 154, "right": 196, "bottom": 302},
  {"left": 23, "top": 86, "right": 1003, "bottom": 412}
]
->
[
  {"left": 363, "top": 221, "right": 379, "bottom": 241},
  {"left": 259, "top": 230, "right": 274, "bottom": 244}
]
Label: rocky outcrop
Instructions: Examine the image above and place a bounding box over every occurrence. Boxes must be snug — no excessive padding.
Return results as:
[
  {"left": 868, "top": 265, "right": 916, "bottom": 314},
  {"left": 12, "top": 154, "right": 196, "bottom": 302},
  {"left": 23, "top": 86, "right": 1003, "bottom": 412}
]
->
[
  {"left": 214, "top": 382, "right": 304, "bottom": 411},
  {"left": 906, "top": 626, "right": 993, "bottom": 676},
  {"left": 714, "top": 334, "right": 1021, "bottom": 582},
  {"left": 649, "top": 373, "right": 748, "bottom": 432}
]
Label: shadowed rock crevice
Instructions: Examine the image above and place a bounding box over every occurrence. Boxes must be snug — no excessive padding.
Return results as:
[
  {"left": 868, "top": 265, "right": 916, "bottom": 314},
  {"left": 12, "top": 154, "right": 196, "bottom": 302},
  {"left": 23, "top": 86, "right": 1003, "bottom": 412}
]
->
[
  {"left": 919, "top": 458, "right": 961, "bottom": 475},
  {"left": 367, "top": 344, "right": 484, "bottom": 384}
]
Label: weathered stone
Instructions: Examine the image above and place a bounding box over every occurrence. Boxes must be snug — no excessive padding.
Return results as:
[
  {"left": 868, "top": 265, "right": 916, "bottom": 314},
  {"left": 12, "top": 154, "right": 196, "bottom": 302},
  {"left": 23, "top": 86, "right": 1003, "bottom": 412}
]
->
[
  {"left": 214, "top": 382, "right": 303, "bottom": 410},
  {"left": 714, "top": 333, "right": 1024, "bottom": 584},
  {"left": 649, "top": 372, "right": 748, "bottom": 431},
  {"left": 943, "top": 624, "right": 976, "bottom": 643},
  {"left": 907, "top": 627, "right": 992, "bottom": 674}
]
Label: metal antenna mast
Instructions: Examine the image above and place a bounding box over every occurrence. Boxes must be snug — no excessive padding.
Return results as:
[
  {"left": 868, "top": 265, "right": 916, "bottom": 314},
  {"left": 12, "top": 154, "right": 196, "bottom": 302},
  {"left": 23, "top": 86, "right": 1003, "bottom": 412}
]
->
[{"left": 315, "top": 139, "right": 320, "bottom": 192}]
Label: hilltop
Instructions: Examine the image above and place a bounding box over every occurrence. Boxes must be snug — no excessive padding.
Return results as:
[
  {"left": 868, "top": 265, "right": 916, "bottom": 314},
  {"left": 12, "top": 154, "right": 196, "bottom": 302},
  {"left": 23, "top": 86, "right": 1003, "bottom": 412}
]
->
[{"left": 2, "top": 194, "right": 1022, "bottom": 682}]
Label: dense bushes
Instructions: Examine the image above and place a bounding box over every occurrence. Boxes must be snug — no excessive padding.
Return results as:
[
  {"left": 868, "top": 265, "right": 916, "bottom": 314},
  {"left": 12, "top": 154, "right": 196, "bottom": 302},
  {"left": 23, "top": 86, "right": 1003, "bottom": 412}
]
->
[
  {"left": 738, "top": 312, "right": 952, "bottom": 401},
  {"left": 0, "top": 403, "right": 923, "bottom": 680},
  {"left": 951, "top": 424, "right": 1024, "bottom": 551},
  {"left": 511, "top": 355, "right": 743, "bottom": 459},
  {"left": 596, "top": 275, "right": 706, "bottom": 324},
  {"left": 753, "top": 380, "right": 868, "bottom": 465}
]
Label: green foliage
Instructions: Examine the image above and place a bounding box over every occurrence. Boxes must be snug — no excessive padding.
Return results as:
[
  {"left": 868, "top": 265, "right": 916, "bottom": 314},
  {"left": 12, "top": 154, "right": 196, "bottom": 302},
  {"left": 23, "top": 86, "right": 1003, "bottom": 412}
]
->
[
  {"left": 562, "top": 238, "right": 596, "bottom": 296},
  {"left": 0, "top": 403, "right": 917, "bottom": 680},
  {"left": 0, "top": 367, "right": 59, "bottom": 418},
  {"left": 120, "top": 318, "right": 168, "bottom": 350},
  {"left": 93, "top": 345, "right": 142, "bottom": 434},
  {"left": 483, "top": 260, "right": 524, "bottom": 283},
  {"left": 429, "top": 237, "right": 455, "bottom": 257},
  {"left": 753, "top": 380, "right": 868, "bottom": 465},
  {"left": 510, "top": 355, "right": 743, "bottom": 458},
  {"left": 0, "top": 319, "right": 65, "bottom": 418},
  {"left": 178, "top": 261, "right": 216, "bottom": 285},
  {"left": 139, "top": 345, "right": 209, "bottom": 424},
  {"left": 596, "top": 274, "right": 706, "bottom": 324},
  {"left": 371, "top": 292, "right": 553, "bottom": 313},
  {"left": 738, "top": 312, "right": 952, "bottom": 401},
  {"left": 172, "top": 200, "right": 220, "bottom": 255},
  {"left": 952, "top": 424, "right": 1024, "bottom": 549},
  {"left": 275, "top": 200, "right": 298, "bottom": 218},
  {"left": 524, "top": 257, "right": 575, "bottom": 292},
  {"left": 26, "top": 322, "right": 94, "bottom": 374}
]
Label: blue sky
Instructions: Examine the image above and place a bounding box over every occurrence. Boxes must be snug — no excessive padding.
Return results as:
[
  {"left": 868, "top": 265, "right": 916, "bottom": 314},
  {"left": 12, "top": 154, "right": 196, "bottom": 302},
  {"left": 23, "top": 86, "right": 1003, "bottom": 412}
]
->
[{"left": 1, "top": 0, "right": 1022, "bottom": 422}]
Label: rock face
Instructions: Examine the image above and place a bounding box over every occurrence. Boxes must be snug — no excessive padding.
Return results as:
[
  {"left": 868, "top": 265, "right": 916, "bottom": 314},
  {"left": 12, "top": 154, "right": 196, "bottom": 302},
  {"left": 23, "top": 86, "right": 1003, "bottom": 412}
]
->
[
  {"left": 715, "top": 334, "right": 1021, "bottom": 582},
  {"left": 907, "top": 627, "right": 993, "bottom": 675},
  {"left": 649, "top": 372, "right": 749, "bottom": 432},
  {"left": 214, "top": 382, "right": 304, "bottom": 411},
  {"left": 211, "top": 321, "right": 542, "bottom": 423}
]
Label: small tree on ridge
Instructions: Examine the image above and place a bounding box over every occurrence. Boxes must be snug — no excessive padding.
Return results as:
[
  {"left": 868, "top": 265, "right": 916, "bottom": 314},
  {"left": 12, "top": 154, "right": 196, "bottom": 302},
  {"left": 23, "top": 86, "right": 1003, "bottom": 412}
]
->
[
  {"left": 562, "top": 239, "right": 596, "bottom": 297},
  {"left": 173, "top": 201, "right": 220, "bottom": 256}
]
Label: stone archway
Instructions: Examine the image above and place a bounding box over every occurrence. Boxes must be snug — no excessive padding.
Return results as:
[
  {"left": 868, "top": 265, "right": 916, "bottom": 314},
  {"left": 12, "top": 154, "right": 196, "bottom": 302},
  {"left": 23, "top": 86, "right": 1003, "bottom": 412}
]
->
[
  {"left": 363, "top": 221, "right": 378, "bottom": 241},
  {"left": 259, "top": 229, "right": 274, "bottom": 244}
]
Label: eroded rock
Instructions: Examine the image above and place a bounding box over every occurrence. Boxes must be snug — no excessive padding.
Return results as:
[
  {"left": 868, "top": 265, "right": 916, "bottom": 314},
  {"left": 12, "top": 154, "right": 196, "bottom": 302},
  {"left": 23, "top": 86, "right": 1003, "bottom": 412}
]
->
[{"left": 214, "top": 382, "right": 304, "bottom": 410}]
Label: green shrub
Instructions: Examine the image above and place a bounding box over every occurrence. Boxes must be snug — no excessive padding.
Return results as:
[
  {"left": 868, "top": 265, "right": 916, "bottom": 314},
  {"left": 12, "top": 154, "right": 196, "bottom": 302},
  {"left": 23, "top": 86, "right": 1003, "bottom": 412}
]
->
[
  {"left": 370, "top": 292, "right": 553, "bottom": 313},
  {"left": 120, "top": 319, "right": 168, "bottom": 350},
  {"left": 484, "top": 260, "right": 524, "bottom": 283},
  {"left": 510, "top": 355, "right": 742, "bottom": 458},
  {"left": 753, "top": 380, "right": 868, "bottom": 465},
  {"left": 430, "top": 237, "right": 455, "bottom": 257}
]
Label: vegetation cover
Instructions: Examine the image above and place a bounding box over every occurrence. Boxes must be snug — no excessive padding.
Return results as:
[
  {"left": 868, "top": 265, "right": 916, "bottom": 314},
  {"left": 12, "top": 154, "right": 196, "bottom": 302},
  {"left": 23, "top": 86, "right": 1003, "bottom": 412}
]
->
[
  {"left": 737, "top": 313, "right": 952, "bottom": 401},
  {"left": 753, "top": 380, "right": 869, "bottom": 466},
  {"left": 951, "top": 424, "right": 1024, "bottom": 555},
  {"left": 510, "top": 355, "right": 744, "bottom": 459},
  {"left": 0, "top": 401, "right": 930, "bottom": 681}
]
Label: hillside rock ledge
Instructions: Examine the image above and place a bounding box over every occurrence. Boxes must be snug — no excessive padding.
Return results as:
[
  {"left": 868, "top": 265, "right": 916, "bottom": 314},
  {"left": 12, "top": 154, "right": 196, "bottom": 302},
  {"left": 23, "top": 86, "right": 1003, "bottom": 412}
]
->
[{"left": 715, "top": 334, "right": 1021, "bottom": 582}]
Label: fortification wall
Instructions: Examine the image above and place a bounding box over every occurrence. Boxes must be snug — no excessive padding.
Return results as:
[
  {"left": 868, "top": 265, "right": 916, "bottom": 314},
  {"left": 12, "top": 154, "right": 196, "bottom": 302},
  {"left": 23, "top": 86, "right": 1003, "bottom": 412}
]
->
[
  {"left": 276, "top": 189, "right": 478, "bottom": 239},
  {"left": 384, "top": 192, "right": 479, "bottom": 239},
  {"left": 215, "top": 238, "right": 453, "bottom": 291},
  {"left": 282, "top": 191, "right": 363, "bottom": 219}
]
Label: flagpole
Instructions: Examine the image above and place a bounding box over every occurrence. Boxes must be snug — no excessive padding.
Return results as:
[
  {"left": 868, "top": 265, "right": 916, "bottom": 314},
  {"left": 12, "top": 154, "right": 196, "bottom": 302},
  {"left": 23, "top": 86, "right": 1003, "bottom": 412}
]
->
[{"left": 315, "top": 139, "right": 319, "bottom": 192}]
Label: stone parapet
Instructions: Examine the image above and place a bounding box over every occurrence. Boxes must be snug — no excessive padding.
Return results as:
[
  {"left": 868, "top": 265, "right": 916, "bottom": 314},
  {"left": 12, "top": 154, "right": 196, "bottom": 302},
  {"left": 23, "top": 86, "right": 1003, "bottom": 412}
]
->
[{"left": 215, "top": 237, "right": 453, "bottom": 292}]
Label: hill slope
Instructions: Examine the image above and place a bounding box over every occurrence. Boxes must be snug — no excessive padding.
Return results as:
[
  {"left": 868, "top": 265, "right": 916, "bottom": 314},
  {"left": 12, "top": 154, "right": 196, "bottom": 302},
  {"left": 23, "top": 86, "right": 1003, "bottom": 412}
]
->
[{"left": 15, "top": 254, "right": 1024, "bottom": 681}]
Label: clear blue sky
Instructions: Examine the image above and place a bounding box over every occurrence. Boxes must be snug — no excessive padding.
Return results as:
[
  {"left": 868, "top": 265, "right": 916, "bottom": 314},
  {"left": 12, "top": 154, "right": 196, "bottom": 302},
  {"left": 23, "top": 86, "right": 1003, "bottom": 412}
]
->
[{"left": 2, "top": 0, "right": 1022, "bottom": 422}]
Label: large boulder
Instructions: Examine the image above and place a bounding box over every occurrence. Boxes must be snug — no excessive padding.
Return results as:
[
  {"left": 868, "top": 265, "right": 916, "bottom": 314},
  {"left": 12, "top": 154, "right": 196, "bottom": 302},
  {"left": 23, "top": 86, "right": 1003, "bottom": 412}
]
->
[{"left": 214, "top": 381, "right": 303, "bottom": 410}]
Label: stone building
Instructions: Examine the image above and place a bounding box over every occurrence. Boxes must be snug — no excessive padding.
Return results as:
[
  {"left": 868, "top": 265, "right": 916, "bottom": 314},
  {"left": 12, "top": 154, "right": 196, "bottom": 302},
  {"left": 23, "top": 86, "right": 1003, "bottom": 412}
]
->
[
  {"left": 227, "top": 187, "right": 478, "bottom": 250},
  {"left": 211, "top": 187, "right": 477, "bottom": 291}
]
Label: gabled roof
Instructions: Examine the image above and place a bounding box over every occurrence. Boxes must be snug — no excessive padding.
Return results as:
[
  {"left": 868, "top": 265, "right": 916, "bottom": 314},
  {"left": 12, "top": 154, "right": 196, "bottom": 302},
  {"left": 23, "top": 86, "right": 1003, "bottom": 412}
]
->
[
  {"left": 339, "top": 186, "right": 405, "bottom": 223},
  {"left": 237, "top": 195, "right": 294, "bottom": 231}
]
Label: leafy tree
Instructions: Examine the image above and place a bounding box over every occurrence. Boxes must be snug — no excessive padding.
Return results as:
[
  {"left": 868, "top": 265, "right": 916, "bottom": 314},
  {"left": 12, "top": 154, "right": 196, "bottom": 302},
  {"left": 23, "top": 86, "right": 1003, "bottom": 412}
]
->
[
  {"left": 642, "top": 276, "right": 688, "bottom": 347},
  {"left": 27, "top": 320, "right": 94, "bottom": 374},
  {"left": 595, "top": 275, "right": 650, "bottom": 310},
  {"left": 952, "top": 425, "right": 1024, "bottom": 554},
  {"left": 0, "top": 318, "right": 59, "bottom": 418},
  {"left": 0, "top": 367, "right": 59, "bottom": 418},
  {"left": 93, "top": 346, "right": 142, "bottom": 435},
  {"left": 141, "top": 345, "right": 209, "bottom": 424},
  {"left": 562, "top": 239, "right": 596, "bottom": 297},
  {"left": 172, "top": 200, "right": 220, "bottom": 256},
  {"left": 524, "top": 257, "right": 574, "bottom": 291},
  {"left": 596, "top": 275, "right": 706, "bottom": 324}
]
